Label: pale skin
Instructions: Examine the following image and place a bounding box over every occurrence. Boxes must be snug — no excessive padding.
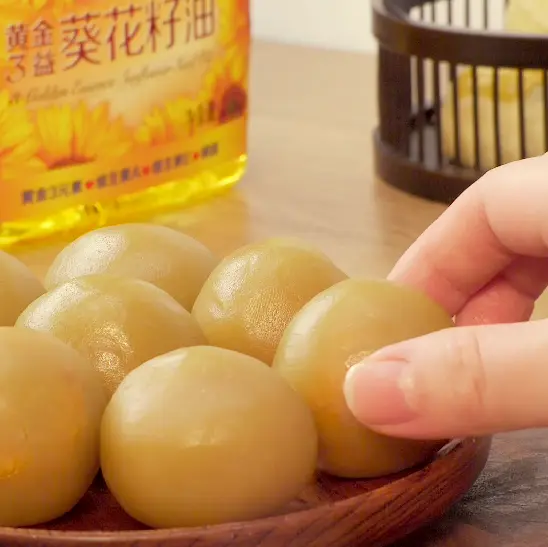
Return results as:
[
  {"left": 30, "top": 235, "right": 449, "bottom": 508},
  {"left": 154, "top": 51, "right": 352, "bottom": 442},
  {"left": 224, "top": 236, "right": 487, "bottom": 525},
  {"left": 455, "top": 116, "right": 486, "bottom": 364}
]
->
[{"left": 344, "top": 154, "right": 548, "bottom": 440}]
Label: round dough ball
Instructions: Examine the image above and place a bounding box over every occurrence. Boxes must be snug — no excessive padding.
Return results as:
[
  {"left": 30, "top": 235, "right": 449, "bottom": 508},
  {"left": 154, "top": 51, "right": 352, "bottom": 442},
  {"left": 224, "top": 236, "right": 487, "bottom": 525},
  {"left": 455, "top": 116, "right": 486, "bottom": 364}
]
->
[
  {"left": 101, "top": 346, "right": 318, "bottom": 528},
  {"left": 273, "top": 278, "right": 453, "bottom": 479},
  {"left": 0, "top": 327, "right": 106, "bottom": 526},
  {"left": 441, "top": 66, "right": 545, "bottom": 170},
  {"left": 0, "top": 251, "right": 44, "bottom": 327},
  {"left": 45, "top": 223, "right": 218, "bottom": 310},
  {"left": 17, "top": 275, "right": 206, "bottom": 397},
  {"left": 192, "top": 238, "right": 347, "bottom": 365}
]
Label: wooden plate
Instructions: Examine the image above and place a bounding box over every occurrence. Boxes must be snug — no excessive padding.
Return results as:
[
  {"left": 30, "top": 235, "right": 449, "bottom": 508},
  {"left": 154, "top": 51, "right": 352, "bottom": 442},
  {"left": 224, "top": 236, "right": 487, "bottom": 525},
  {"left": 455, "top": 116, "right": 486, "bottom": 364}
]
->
[{"left": 0, "top": 437, "right": 491, "bottom": 547}]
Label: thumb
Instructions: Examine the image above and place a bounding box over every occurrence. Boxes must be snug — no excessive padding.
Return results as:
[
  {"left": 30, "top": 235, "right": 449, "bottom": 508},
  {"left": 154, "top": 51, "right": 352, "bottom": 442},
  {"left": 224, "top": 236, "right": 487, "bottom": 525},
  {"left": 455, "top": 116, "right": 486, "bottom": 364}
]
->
[{"left": 344, "top": 319, "right": 548, "bottom": 439}]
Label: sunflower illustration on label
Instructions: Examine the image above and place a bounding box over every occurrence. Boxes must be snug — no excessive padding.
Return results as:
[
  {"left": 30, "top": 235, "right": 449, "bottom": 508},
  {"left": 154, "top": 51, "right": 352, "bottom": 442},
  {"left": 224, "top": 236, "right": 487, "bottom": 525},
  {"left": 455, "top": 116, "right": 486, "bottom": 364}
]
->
[{"left": 0, "top": 0, "right": 249, "bottom": 243}]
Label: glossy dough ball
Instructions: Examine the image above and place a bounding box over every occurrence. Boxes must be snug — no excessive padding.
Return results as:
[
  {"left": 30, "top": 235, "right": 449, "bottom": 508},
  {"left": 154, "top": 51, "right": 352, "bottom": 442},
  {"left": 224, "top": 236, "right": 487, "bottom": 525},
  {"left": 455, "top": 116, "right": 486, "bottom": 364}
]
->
[
  {"left": 17, "top": 275, "right": 206, "bottom": 397},
  {"left": 273, "top": 278, "right": 454, "bottom": 479},
  {"left": 192, "top": 238, "right": 347, "bottom": 365},
  {"left": 45, "top": 223, "right": 218, "bottom": 310},
  {"left": 101, "top": 346, "right": 318, "bottom": 528},
  {"left": 0, "top": 328, "right": 106, "bottom": 526},
  {"left": 0, "top": 251, "right": 44, "bottom": 327}
]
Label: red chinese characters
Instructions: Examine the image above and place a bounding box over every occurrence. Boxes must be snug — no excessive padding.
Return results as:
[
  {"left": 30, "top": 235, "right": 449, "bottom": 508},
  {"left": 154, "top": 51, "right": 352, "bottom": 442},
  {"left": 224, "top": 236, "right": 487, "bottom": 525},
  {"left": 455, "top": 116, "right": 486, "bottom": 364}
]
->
[
  {"left": 5, "top": 18, "right": 57, "bottom": 82},
  {"left": 33, "top": 20, "right": 55, "bottom": 76},
  {"left": 5, "top": 24, "right": 28, "bottom": 83},
  {"left": 4, "top": 0, "right": 218, "bottom": 83},
  {"left": 61, "top": 13, "right": 101, "bottom": 70},
  {"left": 105, "top": 4, "right": 144, "bottom": 61},
  {"left": 144, "top": 1, "right": 161, "bottom": 52},
  {"left": 163, "top": 0, "right": 181, "bottom": 48},
  {"left": 192, "top": 0, "right": 215, "bottom": 41}
]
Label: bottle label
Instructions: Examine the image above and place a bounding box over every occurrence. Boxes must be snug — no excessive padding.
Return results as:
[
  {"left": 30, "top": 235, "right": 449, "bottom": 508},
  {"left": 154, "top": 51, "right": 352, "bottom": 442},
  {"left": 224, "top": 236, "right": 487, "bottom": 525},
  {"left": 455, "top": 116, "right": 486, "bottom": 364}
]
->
[{"left": 0, "top": 0, "right": 249, "bottom": 222}]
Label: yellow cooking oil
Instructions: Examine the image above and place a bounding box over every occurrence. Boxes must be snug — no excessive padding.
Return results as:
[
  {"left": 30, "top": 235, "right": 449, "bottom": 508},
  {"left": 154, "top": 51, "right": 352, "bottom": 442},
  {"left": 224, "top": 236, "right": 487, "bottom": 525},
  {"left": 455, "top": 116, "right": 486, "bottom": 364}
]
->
[{"left": 0, "top": 0, "right": 250, "bottom": 246}]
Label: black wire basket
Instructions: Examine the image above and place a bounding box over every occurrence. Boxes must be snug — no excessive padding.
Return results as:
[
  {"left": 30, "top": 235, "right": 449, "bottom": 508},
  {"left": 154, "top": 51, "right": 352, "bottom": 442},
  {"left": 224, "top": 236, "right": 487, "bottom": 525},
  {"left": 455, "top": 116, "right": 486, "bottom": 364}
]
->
[{"left": 372, "top": 0, "right": 548, "bottom": 203}]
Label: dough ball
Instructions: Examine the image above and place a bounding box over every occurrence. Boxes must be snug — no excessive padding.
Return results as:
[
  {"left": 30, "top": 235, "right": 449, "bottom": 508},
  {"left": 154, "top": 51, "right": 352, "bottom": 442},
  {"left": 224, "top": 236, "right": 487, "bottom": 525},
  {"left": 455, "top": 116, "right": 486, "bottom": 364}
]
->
[
  {"left": 45, "top": 223, "right": 218, "bottom": 311},
  {"left": 273, "top": 278, "right": 453, "bottom": 479},
  {"left": 17, "top": 275, "right": 206, "bottom": 397},
  {"left": 101, "top": 346, "right": 318, "bottom": 528},
  {"left": 0, "top": 327, "right": 106, "bottom": 526},
  {"left": 192, "top": 238, "right": 347, "bottom": 365}
]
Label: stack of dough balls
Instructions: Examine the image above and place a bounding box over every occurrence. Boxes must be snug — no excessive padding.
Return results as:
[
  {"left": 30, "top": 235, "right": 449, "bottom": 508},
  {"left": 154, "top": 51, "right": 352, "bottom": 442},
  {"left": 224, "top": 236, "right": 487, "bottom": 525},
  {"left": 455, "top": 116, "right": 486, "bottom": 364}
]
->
[
  {"left": 441, "top": 0, "right": 547, "bottom": 170},
  {"left": 0, "top": 222, "right": 454, "bottom": 531}
]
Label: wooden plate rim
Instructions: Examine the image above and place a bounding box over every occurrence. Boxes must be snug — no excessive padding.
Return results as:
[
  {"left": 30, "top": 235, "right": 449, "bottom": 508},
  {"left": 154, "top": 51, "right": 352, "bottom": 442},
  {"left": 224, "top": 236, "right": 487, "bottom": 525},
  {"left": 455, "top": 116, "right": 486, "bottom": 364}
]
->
[{"left": 0, "top": 436, "right": 490, "bottom": 544}]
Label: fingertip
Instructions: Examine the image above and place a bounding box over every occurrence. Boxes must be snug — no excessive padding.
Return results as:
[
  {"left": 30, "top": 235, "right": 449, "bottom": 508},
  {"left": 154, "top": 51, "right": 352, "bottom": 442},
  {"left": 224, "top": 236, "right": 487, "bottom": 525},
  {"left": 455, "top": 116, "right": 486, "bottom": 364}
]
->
[
  {"left": 344, "top": 359, "right": 417, "bottom": 427},
  {"left": 344, "top": 360, "right": 455, "bottom": 440}
]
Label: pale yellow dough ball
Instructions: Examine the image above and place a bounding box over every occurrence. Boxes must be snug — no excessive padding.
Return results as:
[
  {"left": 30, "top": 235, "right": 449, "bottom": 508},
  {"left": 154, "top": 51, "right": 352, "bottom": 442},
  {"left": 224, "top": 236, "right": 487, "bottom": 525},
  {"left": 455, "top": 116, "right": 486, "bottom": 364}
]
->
[
  {"left": 192, "top": 238, "right": 347, "bottom": 365},
  {"left": 0, "top": 327, "right": 106, "bottom": 527},
  {"left": 45, "top": 223, "right": 218, "bottom": 311},
  {"left": 17, "top": 275, "right": 206, "bottom": 397},
  {"left": 273, "top": 278, "right": 453, "bottom": 479},
  {"left": 101, "top": 346, "right": 318, "bottom": 528}
]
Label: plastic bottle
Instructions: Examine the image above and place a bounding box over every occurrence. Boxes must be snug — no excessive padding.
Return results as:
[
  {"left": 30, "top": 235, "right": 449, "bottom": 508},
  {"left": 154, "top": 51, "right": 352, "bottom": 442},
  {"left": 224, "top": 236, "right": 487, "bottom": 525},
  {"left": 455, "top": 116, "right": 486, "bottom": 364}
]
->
[{"left": 0, "top": 0, "right": 249, "bottom": 246}]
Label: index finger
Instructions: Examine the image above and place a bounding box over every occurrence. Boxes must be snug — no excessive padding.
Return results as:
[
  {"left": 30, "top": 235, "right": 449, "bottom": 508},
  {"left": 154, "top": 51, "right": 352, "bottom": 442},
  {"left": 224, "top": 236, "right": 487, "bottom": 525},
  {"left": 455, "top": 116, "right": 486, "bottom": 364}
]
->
[{"left": 388, "top": 155, "right": 548, "bottom": 315}]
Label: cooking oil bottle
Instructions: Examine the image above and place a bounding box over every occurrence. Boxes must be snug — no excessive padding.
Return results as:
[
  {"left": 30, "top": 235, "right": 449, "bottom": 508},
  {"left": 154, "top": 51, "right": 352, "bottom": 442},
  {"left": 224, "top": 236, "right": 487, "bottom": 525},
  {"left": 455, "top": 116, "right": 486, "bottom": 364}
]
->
[{"left": 0, "top": 0, "right": 249, "bottom": 246}]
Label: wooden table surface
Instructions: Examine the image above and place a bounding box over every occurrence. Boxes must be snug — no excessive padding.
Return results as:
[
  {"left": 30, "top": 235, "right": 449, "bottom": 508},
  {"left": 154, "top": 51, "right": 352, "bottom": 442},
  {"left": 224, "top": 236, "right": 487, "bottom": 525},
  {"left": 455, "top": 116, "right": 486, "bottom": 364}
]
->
[{"left": 13, "top": 41, "right": 548, "bottom": 547}]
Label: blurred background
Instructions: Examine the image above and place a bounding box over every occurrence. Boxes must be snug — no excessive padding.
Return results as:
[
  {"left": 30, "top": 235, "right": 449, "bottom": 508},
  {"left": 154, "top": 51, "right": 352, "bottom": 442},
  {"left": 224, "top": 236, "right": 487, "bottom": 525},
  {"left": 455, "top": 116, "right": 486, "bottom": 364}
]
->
[{"left": 251, "top": 0, "right": 506, "bottom": 53}]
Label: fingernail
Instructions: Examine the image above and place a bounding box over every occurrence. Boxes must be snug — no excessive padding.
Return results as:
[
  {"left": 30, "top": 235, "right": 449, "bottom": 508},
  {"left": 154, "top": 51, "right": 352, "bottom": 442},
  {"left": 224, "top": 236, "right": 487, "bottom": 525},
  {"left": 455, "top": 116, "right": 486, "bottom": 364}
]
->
[{"left": 344, "top": 358, "right": 418, "bottom": 426}]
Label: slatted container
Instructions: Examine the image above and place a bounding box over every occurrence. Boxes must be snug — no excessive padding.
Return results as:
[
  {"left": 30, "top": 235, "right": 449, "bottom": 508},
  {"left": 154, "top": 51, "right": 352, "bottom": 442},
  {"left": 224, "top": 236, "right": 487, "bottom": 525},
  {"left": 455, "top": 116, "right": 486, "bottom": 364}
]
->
[{"left": 372, "top": 0, "right": 548, "bottom": 203}]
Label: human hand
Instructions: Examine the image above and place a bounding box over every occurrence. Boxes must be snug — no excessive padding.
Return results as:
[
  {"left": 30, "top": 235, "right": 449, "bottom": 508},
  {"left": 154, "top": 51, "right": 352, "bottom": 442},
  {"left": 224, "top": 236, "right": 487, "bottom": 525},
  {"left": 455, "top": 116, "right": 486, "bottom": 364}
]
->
[{"left": 344, "top": 155, "right": 548, "bottom": 440}]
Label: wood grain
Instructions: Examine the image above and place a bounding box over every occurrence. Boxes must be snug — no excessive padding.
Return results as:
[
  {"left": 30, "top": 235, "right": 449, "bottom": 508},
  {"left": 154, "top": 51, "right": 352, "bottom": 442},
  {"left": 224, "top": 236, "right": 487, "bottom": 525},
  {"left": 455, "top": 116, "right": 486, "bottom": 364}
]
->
[
  {"left": 6, "top": 41, "right": 548, "bottom": 546},
  {"left": 0, "top": 438, "right": 490, "bottom": 547}
]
